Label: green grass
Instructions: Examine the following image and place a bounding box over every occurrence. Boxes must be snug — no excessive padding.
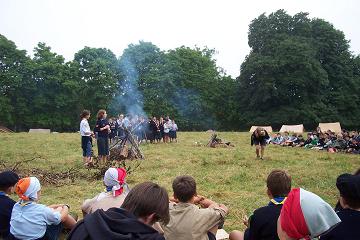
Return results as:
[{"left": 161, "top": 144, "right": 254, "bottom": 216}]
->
[{"left": 0, "top": 132, "right": 359, "bottom": 232}]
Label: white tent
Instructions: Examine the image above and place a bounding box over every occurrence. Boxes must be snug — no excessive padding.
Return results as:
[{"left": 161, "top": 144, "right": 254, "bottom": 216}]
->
[
  {"left": 318, "top": 122, "right": 342, "bottom": 134},
  {"left": 29, "top": 129, "right": 51, "bottom": 134},
  {"left": 249, "top": 126, "right": 273, "bottom": 133},
  {"left": 279, "top": 124, "right": 304, "bottom": 133}
]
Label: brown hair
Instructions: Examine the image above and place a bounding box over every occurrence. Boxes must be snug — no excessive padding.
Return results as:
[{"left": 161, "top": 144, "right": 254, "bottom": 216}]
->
[
  {"left": 80, "top": 110, "right": 90, "bottom": 119},
  {"left": 172, "top": 175, "right": 197, "bottom": 202},
  {"left": 121, "top": 182, "right": 170, "bottom": 224},
  {"left": 267, "top": 170, "right": 291, "bottom": 197},
  {"left": 97, "top": 109, "right": 106, "bottom": 120}
]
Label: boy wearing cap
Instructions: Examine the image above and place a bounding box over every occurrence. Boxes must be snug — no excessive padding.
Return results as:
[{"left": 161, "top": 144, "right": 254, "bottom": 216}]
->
[
  {"left": 160, "top": 175, "right": 229, "bottom": 240},
  {"left": 0, "top": 171, "right": 19, "bottom": 238},
  {"left": 230, "top": 170, "right": 291, "bottom": 240},
  {"left": 321, "top": 173, "right": 360, "bottom": 240}
]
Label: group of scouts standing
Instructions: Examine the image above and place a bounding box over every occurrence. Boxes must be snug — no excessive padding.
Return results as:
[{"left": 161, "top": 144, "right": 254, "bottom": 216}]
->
[{"left": 79, "top": 109, "right": 178, "bottom": 166}]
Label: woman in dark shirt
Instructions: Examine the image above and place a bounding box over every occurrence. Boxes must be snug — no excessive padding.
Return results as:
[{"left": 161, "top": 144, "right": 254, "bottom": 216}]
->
[{"left": 94, "top": 109, "right": 110, "bottom": 165}]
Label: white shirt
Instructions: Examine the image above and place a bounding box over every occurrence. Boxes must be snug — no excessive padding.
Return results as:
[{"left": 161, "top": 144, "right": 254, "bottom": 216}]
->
[{"left": 80, "top": 119, "right": 91, "bottom": 136}]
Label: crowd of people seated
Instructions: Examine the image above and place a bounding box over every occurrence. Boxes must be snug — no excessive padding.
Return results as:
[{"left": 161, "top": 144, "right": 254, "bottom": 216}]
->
[
  {"left": 1, "top": 167, "right": 359, "bottom": 240},
  {"left": 110, "top": 114, "right": 178, "bottom": 144},
  {"left": 269, "top": 129, "right": 360, "bottom": 154}
]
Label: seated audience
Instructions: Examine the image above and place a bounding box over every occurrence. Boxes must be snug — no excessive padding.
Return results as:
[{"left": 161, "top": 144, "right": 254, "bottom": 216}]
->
[
  {"left": 230, "top": 170, "right": 291, "bottom": 240},
  {"left": 161, "top": 175, "right": 229, "bottom": 240},
  {"left": 68, "top": 182, "right": 170, "bottom": 240},
  {"left": 0, "top": 171, "right": 19, "bottom": 239},
  {"left": 277, "top": 188, "right": 340, "bottom": 240},
  {"left": 81, "top": 167, "right": 129, "bottom": 216},
  {"left": 321, "top": 173, "right": 360, "bottom": 239},
  {"left": 9, "top": 177, "right": 77, "bottom": 240},
  {"left": 272, "top": 133, "right": 284, "bottom": 145}
]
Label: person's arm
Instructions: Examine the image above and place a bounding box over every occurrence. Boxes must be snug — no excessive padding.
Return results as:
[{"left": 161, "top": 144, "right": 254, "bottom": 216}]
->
[{"left": 199, "top": 198, "right": 229, "bottom": 215}]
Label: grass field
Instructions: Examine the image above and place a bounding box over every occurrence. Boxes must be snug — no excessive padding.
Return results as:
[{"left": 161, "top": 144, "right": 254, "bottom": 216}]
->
[{"left": 0, "top": 132, "right": 359, "bottom": 233}]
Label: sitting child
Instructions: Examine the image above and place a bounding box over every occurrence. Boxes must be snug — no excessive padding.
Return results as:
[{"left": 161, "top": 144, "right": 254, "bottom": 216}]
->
[
  {"left": 321, "top": 173, "right": 360, "bottom": 239},
  {"left": 9, "top": 177, "right": 77, "bottom": 240},
  {"left": 230, "top": 170, "right": 291, "bottom": 240},
  {"left": 0, "top": 171, "right": 19, "bottom": 239},
  {"left": 277, "top": 188, "right": 340, "bottom": 240},
  {"left": 68, "top": 182, "right": 169, "bottom": 240},
  {"left": 161, "top": 175, "right": 229, "bottom": 240},
  {"left": 81, "top": 167, "right": 129, "bottom": 216},
  {"left": 272, "top": 133, "right": 284, "bottom": 145}
]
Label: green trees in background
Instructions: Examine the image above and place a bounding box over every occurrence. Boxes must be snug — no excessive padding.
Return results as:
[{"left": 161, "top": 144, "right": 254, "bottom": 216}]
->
[
  {"left": 238, "top": 10, "right": 360, "bottom": 130},
  {"left": 0, "top": 9, "right": 359, "bottom": 131}
]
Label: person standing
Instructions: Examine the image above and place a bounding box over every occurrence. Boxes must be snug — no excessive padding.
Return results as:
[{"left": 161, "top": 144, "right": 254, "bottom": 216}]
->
[
  {"left": 80, "top": 110, "right": 94, "bottom": 167},
  {"left": 94, "top": 109, "right": 110, "bottom": 165},
  {"left": 251, "top": 127, "right": 270, "bottom": 160}
]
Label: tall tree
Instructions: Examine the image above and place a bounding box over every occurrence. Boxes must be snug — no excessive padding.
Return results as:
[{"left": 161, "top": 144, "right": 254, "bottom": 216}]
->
[{"left": 73, "top": 47, "right": 119, "bottom": 118}]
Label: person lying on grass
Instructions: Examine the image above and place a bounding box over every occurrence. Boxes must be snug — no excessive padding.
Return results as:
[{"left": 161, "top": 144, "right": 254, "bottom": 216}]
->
[
  {"left": 68, "top": 182, "right": 170, "bottom": 240},
  {"left": 230, "top": 169, "right": 291, "bottom": 240},
  {"left": 0, "top": 171, "right": 19, "bottom": 239},
  {"left": 160, "top": 175, "right": 229, "bottom": 240},
  {"left": 8, "top": 177, "right": 77, "bottom": 240},
  {"left": 81, "top": 167, "right": 129, "bottom": 217}
]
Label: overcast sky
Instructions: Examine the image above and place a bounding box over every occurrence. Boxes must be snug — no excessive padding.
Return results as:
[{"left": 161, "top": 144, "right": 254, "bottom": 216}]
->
[{"left": 0, "top": 0, "right": 359, "bottom": 77}]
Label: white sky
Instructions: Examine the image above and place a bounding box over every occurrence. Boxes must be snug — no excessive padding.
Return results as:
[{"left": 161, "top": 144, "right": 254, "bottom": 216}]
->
[{"left": 0, "top": 0, "right": 359, "bottom": 77}]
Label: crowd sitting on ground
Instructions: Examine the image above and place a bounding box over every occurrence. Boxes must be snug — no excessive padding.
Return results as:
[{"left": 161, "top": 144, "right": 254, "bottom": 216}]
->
[
  {"left": 269, "top": 128, "right": 360, "bottom": 154},
  {"left": 1, "top": 167, "right": 359, "bottom": 240}
]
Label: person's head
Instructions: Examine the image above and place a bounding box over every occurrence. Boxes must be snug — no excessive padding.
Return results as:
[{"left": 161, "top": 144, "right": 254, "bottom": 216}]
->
[
  {"left": 337, "top": 134, "right": 343, "bottom": 140},
  {"left": 152, "top": 116, "right": 156, "bottom": 121},
  {"left": 284, "top": 131, "right": 289, "bottom": 136},
  {"left": 278, "top": 188, "right": 340, "bottom": 240},
  {"left": 97, "top": 109, "right": 107, "bottom": 120},
  {"left": 104, "top": 168, "right": 127, "bottom": 197},
  {"left": 298, "top": 135, "right": 303, "bottom": 139},
  {"left": 15, "top": 177, "right": 41, "bottom": 202},
  {"left": 0, "top": 171, "right": 19, "bottom": 194},
  {"left": 118, "top": 114, "right": 124, "bottom": 120},
  {"left": 80, "top": 110, "right": 91, "bottom": 120},
  {"left": 172, "top": 175, "right": 197, "bottom": 203},
  {"left": 266, "top": 170, "right": 291, "bottom": 198},
  {"left": 336, "top": 173, "right": 360, "bottom": 210},
  {"left": 121, "top": 182, "right": 169, "bottom": 225},
  {"left": 277, "top": 133, "right": 282, "bottom": 137}
]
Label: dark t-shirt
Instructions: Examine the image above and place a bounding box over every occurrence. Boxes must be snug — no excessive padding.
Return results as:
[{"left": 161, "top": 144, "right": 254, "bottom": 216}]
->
[
  {"left": 321, "top": 209, "right": 360, "bottom": 240},
  {"left": 0, "top": 194, "right": 16, "bottom": 238},
  {"left": 244, "top": 202, "right": 283, "bottom": 240},
  {"left": 94, "top": 119, "right": 109, "bottom": 138}
]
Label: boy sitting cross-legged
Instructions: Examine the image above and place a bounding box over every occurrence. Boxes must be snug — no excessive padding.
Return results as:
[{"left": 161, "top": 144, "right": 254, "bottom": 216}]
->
[
  {"left": 230, "top": 170, "right": 291, "bottom": 240},
  {"left": 160, "top": 175, "right": 229, "bottom": 240}
]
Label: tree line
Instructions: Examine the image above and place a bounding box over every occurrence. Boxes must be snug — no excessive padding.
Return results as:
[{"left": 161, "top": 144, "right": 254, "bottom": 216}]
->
[{"left": 1, "top": 10, "right": 359, "bottom": 132}]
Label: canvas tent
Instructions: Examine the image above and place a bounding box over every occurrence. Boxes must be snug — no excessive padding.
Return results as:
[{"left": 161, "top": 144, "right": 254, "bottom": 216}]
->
[
  {"left": 249, "top": 126, "right": 273, "bottom": 133},
  {"left": 318, "top": 122, "right": 342, "bottom": 134},
  {"left": 29, "top": 129, "right": 51, "bottom": 133},
  {"left": 279, "top": 124, "right": 304, "bottom": 133}
]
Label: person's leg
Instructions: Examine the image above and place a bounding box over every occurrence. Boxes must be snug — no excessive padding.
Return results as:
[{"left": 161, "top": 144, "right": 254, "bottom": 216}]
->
[
  {"left": 208, "top": 225, "right": 218, "bottom": 238},
  {"left": 229, "top": 230, "right": 244, "bottom": 240},
  {"left": 255, "top": 145, "right": 261, "bottom": 158},
  {"left": 45, "top": 223, "right": 64, "bottom": 240},
  {"left": 62, "top": 214, "right": 77, "bottom": 230},
  {"left": 260, "top": 145, "right": 265, "bottom": 159}
]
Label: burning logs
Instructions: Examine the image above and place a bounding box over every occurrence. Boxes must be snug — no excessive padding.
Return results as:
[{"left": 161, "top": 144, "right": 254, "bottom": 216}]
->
[{"left": 108, "top": 127, "right": 144, "bottom": 160}]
